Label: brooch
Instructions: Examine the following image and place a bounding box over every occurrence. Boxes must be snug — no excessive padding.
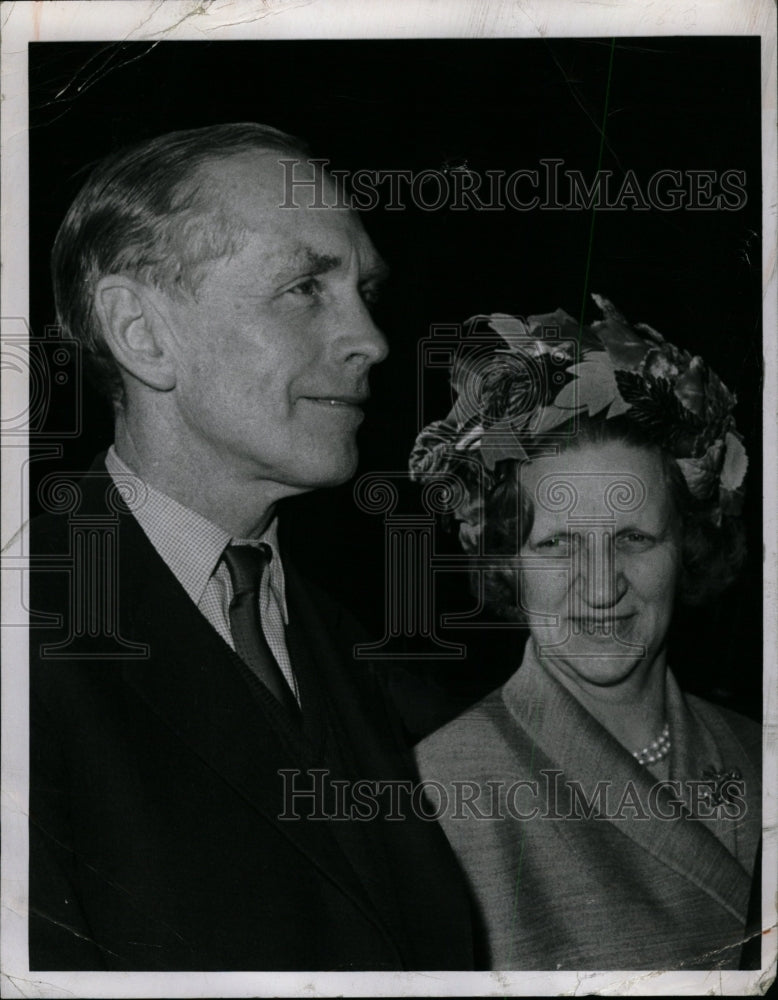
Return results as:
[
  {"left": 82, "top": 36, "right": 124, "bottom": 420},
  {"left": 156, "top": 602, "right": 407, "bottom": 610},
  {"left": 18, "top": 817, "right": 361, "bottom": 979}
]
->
[{"left": 699, "top": 767, "right": 743, "bottom": 807}]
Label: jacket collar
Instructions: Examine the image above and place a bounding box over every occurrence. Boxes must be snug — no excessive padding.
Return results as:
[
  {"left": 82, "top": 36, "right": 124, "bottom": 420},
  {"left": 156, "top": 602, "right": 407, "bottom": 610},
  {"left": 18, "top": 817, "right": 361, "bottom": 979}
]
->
[{"left": 501, "top": 641, "right": 753, "bottom": 922}]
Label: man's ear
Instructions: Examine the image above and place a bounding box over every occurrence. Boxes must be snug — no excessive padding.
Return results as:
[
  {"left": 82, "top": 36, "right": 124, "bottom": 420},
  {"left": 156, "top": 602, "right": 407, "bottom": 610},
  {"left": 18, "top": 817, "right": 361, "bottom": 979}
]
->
[{"left": 94, "top": 276, "right": 178, "bottom": 392}]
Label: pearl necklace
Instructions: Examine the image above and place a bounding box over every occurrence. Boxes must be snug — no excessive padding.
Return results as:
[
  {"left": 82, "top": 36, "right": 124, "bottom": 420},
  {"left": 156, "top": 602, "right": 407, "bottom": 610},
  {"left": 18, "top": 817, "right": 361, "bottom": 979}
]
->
[{"left": 632, "top": 722, "right": 671, "bottom": 766}]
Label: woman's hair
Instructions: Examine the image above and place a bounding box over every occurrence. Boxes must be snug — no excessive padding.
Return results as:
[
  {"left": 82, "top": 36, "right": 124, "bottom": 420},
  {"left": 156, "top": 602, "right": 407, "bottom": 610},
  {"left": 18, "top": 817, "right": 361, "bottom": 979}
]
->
[
  {"left": 478, "top": 414, "right": 746, "bottom": 618},
  {"left": 52, "top": 122, "right": 308, "bottom": 405}
]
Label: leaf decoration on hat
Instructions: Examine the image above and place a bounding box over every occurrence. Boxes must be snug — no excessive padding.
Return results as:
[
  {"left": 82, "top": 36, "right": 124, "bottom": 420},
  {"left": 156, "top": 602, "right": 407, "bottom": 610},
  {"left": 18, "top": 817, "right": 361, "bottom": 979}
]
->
[
  {"left": 701, "top": 364, "right": 738, "bottom": 428},
  {"left": 555, "top": 354, "right": 620, "bottom": 416},
  {"left": 720, "top": 430, "right": 748, "bottom": 493},
  {"left": 633, "top": 321, "right": 668, "bottom": 348},
  {"left": 590, "top": 294, "right": 651, "bottom": 371},
  {"left": 486, "top": 313, "right": 531, "bottom": 350},
  {"left": 676, "top": 441, "right": 725, "bottom": 501},
  {"left": 409, "top": 296, "right": 747, "bottom": 538},
  {"left": 614, "top": 370, "right": 705, "bottom": 456},
  {"left": 524, "top": 308, "right": 602, "bottom": 354},
  {"left": 480, "top": 421, "right": 530, "bottom": 469},
  {"left": 673, "top": 356, "right": 707, "bottom": 418},
  {"left": 532, "top": 402, "right": 576, "bottom": 434}
]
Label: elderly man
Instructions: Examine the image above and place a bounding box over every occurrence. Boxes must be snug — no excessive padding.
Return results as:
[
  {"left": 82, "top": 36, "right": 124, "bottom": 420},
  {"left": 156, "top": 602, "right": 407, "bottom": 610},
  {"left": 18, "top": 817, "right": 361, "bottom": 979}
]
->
[{"left": 29, "top": 123, "right": 473, "bottom": 971}]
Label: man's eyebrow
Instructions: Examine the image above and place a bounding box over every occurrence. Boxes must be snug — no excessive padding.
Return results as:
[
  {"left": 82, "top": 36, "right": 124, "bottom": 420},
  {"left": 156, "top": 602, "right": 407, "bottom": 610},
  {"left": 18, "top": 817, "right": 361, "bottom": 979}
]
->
[
  {"left": 275, "top": 245, "right": 389, "bottom": 283},
  {"left": 299, "top": 248, "right": 342, "bottom": 274}
]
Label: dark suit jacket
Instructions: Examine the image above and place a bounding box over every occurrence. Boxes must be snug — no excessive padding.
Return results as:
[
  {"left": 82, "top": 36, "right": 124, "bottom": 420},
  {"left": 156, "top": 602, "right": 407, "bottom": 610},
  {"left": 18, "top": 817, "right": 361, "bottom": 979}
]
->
[{"left": 29, "top": 458, "right": 474, "bottom": 971}]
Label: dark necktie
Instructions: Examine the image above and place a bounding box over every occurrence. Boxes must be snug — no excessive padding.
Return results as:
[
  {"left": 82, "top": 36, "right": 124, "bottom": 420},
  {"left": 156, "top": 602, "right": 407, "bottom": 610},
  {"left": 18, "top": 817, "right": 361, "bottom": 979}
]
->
[{"left": 221, "top": 544, "right": 301, "bottom": 719}]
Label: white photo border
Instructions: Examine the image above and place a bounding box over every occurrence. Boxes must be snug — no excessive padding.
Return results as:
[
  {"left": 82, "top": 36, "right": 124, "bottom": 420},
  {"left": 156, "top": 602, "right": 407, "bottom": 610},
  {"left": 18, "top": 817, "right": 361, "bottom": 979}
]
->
[{"left": 2, "top": 1, "right": 775, "bottom": 996}]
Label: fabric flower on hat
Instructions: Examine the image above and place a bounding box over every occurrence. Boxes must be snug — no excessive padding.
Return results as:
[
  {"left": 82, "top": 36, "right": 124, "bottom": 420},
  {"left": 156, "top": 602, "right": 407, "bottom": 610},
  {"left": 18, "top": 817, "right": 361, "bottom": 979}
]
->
[
  {"left": 410, "top": 294, "right": 747, "bottom": 536},
  {"left": 408, "top": 419, "right": 461, "bottom": 478}
]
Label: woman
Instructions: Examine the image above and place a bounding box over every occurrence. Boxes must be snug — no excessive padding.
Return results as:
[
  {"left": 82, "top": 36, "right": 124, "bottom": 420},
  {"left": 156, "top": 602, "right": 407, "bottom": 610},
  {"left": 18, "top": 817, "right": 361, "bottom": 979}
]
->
[{"left": 409, "top": 296, "right": 760, "bottom": 970}]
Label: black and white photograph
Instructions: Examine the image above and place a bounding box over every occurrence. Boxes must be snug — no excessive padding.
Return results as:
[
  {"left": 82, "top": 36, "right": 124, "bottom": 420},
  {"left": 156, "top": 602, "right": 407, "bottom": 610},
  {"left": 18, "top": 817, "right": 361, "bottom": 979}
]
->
[{"left": 1, "top": 1, "right": 775, "bottom": 996}]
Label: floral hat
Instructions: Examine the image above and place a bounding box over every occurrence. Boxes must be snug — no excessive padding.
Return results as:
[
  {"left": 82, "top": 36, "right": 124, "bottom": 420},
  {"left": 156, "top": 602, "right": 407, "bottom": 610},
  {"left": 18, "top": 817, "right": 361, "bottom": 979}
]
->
[{"left": 409, "top": 294, "right": 748, "bottom": 550}]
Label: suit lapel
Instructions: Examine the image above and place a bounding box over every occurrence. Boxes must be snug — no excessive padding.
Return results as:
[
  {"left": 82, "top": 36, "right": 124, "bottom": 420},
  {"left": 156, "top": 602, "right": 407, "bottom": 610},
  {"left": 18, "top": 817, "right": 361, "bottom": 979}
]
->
[
  {"left": 502, "top": 644, "right": 752, "bottom": 922},
  {"left": 282, "top": 563, "right": 412, "bottom": 960},
  {"left": 72, "top": 465, "right": 403, "bottom": 960},
  {"left": 667, "top": 674, "right": 761, "bottom": 874}
]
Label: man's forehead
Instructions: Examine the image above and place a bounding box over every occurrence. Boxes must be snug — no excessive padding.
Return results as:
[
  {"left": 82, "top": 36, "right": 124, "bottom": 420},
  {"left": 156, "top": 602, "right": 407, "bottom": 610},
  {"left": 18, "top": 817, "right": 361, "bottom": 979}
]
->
[
  {"left": 196, "top": 150, "right": 338, "bottom": 217},
  {"left": 187, "top": 152, "right": 385, "bottom": 285}
]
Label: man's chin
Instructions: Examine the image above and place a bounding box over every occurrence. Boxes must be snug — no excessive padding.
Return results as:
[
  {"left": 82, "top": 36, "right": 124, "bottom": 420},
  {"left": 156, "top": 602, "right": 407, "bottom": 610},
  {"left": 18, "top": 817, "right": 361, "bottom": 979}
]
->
[{"left": 287, "top": 455, "right": 359, "bottom": 494}]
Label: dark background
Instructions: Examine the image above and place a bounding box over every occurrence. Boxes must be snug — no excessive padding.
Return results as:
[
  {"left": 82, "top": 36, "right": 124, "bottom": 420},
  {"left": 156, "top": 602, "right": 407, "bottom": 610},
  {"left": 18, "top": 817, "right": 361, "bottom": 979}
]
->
[{"left": 28, "top": 38, "right": 763, "bottom": 730}]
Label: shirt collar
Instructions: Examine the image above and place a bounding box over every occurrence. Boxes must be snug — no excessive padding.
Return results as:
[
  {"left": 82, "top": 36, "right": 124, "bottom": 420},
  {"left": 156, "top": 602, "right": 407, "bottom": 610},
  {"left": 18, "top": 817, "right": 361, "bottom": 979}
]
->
[
  {"left": 231, "top": 517, "right": 288, "bottom": 624},
  {"left": 104, "top": 445, "right": 288, "bottom": 620}
]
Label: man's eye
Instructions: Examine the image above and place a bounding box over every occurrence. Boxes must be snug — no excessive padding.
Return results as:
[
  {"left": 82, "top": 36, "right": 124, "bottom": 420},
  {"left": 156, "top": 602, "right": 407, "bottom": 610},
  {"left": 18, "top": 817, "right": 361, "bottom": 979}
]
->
[{"left": 288, "top": 277, "right": 322, "bottom": 297}]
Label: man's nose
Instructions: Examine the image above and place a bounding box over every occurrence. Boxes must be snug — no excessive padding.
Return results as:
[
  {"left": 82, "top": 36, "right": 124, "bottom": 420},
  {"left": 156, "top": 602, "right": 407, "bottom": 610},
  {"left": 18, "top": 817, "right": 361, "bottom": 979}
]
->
[
  {"left": 573, "top": 530, "right": 627, "bottom": 608},
  {"left": 338, "top": 293, "right": 389, "bottom": 368}
]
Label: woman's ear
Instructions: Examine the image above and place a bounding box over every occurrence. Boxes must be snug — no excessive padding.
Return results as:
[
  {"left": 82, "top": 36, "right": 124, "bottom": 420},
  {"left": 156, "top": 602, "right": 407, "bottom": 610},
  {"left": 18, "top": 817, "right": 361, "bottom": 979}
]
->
[{"left": 94, "top": 275, "right": 177, "bottom": 392}]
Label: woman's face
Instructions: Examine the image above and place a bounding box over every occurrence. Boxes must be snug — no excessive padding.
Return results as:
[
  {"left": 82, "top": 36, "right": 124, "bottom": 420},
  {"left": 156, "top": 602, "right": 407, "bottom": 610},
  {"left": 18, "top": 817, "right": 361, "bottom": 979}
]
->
[{"left": 518, "top": 440, "right": 681, "bottom": 690}]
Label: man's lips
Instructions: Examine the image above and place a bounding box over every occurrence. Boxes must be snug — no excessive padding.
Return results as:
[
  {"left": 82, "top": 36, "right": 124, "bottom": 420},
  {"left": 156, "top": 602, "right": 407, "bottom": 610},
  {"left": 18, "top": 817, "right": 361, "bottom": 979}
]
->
[{"left": 300, "top": 394, "right": 369, "bottom": 407}]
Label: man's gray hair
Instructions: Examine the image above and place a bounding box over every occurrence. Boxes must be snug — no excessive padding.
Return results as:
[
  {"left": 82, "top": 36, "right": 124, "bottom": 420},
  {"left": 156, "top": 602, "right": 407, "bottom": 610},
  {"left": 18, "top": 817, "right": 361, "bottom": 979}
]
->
[{"left": 52, "top": 122, "right": 309, "bottom": 404}]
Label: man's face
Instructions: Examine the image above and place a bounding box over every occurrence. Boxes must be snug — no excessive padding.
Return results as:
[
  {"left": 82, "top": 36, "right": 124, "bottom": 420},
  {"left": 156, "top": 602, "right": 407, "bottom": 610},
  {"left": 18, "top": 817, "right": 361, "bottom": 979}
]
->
[{"left": 153, "top": 152, "right": 388, "bottom": 496}]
